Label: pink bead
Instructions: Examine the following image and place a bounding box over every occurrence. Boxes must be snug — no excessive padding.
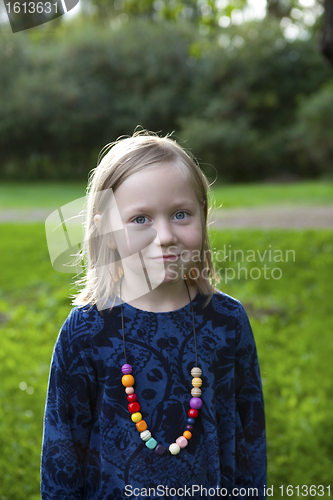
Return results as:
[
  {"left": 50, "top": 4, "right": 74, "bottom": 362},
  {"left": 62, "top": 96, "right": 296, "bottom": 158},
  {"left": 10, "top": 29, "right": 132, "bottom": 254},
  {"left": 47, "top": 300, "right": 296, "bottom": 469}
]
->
[
  {"left": 121, "top": 364, "right": 132, "bottom": 374},
  {"left": 190, "top": 397, "right": 203, "bottom": 410},
  {"left": 125, "top": 387, "right": 134, "bottom": 394},
  {"left": 176, "top": 436, "right": 188, "bottom": 448}
]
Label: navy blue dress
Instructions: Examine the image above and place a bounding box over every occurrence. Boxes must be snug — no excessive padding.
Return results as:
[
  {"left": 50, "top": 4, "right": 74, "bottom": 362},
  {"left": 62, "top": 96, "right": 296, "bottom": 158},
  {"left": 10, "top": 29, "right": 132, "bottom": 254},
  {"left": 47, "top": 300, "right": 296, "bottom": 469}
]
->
[{"left": 41, "top": 291, "right": 266, "bottom": 499}]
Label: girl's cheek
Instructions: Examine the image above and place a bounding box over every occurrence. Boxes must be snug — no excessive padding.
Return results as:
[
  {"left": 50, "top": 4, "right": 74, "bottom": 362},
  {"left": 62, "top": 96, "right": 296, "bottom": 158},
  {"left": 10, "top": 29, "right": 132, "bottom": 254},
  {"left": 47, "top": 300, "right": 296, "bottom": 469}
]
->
[{"left": 184, "top": 225, "right": 203, "bottom": 249}]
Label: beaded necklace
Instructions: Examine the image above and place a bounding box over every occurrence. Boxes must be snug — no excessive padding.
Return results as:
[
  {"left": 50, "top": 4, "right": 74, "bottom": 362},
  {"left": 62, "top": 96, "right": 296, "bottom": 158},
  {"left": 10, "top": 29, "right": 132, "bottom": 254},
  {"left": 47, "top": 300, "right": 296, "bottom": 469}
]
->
[{"left": 119, "top": 279, "right": 203, "bottom": 456}]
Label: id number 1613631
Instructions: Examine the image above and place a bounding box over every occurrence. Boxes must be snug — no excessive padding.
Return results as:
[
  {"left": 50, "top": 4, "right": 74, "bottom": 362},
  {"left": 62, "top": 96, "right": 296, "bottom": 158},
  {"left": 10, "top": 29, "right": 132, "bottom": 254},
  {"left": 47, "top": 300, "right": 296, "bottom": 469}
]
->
[
  {"left": 5, "top": 2, "right": 58, "bottom": 14},
  {"left": 279, "top": 485, "right": 330, "bottom": 496}
]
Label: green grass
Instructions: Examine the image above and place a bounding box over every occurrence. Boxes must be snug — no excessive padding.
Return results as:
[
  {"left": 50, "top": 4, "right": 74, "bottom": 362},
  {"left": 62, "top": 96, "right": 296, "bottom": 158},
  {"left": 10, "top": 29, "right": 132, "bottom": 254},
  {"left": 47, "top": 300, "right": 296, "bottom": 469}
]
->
[
  {"left": 0, "top": 180, "right": 332, "bottom": 210},
  {"left": 0, "top": 225, "right": 74, "bottom": 500},
  {"left": 0, "top": 224, "right": 332, "bottom": 498},
  {"left": 211, "top": 180, "right": 333, "bottom": 208},
  {"left": 210, "top": 228, "right": 333, "bottom": 491},
  {"left": 0, "top": 182, "right": 87, "bottom": 209}
]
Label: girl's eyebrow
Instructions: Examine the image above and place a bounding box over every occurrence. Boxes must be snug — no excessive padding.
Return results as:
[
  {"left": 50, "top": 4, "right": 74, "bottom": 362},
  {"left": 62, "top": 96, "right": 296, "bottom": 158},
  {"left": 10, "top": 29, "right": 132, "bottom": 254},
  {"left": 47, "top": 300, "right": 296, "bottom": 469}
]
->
[
  {"left": 171, "top": 199, "right": 198, "bottom": 207},
  {"left": 123, "top": 200, "right": 197, "bottom": 214},
  {"left": 120, "top": 205, "right": 151, "bottom": 217}
]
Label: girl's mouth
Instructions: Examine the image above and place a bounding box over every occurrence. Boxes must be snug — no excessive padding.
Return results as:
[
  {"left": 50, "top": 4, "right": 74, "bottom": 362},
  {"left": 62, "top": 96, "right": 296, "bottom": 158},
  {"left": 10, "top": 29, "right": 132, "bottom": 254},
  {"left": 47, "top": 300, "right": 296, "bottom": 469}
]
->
[{"left": 152, "top": 254, "right": 179, "bottom": 262}]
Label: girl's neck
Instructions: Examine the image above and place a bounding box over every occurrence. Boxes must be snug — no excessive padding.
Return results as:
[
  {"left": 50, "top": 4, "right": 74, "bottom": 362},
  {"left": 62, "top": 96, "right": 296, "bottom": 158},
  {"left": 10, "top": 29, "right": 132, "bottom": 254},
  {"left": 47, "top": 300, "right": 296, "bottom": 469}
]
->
[{"left": 119, "top": 278, "right": 198, "bottom": 313}]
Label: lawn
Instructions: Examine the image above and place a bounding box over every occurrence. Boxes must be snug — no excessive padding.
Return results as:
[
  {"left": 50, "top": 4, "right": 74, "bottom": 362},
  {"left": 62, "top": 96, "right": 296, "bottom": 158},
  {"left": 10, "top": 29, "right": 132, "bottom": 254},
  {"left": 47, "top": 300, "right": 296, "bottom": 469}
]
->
[
  {"left": 0, "top": 224, "right": 332, "bottom": 499},
  {"left": 0, "top": 180, "right": 332, "bottom": 210},
  {"left": 211, "top": 181, "right": 333, "bottom": 208},
  {"left": 0, "top": 182, "right": 87, "bottom": 209}
]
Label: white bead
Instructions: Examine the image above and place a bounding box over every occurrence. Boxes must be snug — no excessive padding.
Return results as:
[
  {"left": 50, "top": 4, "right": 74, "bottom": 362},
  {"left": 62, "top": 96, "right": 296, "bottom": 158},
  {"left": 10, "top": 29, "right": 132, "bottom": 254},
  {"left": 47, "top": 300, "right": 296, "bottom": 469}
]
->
[
  {"left": 191, "top": 367, "right": 202, "bottom": 378},
  {"left": 169, "top": 443, "right": 181, "bottom": 455},
  {"left": 140, "top": 430, "right": 151, "bottom": 441},
  {"left": 191, "top": 387, "right": 202, "bottom": 397}
]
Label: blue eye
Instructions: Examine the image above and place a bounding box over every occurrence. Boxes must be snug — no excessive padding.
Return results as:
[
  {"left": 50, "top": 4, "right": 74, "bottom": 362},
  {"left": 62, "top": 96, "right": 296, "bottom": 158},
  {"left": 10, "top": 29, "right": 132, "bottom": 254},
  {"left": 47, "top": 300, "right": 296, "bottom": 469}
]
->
[
  {"left": 174, "top": 211, "right": 187, "bottom": 220},
  {"left": 133, "top": 216, "right": 148, "bottom": 224}
]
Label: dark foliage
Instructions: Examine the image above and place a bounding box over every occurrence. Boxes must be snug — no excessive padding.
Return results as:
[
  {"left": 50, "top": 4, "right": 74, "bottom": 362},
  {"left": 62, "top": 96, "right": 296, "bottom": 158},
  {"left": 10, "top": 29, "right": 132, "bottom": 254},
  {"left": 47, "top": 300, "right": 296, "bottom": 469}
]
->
[{"left": 0, "top": 18, "right": 331, "bottom": 182}]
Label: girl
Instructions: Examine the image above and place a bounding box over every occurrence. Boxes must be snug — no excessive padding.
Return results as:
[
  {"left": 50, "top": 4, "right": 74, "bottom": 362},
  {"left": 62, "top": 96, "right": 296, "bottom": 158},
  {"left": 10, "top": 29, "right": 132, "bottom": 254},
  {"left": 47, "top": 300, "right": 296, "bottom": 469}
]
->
[{"left": 41, "top": 131, "right": 266, "bottom": 499}]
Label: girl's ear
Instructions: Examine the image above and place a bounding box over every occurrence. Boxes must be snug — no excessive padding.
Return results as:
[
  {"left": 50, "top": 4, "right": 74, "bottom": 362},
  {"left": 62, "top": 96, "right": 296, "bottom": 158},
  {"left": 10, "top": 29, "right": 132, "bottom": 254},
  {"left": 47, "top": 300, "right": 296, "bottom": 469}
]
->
[
  {"left": 94, "top": 214, "right": 117, "bottom": 250},
  {"left": 94, "top": 214, "right": 101, "bottom": 230}
]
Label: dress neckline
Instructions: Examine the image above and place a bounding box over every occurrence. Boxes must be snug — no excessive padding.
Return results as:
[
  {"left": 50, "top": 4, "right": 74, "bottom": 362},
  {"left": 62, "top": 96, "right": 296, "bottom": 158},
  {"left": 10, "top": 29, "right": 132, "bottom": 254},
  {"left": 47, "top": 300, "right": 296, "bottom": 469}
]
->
[{"left": 111, "top": 289, "right": 200, "bottom": 315}]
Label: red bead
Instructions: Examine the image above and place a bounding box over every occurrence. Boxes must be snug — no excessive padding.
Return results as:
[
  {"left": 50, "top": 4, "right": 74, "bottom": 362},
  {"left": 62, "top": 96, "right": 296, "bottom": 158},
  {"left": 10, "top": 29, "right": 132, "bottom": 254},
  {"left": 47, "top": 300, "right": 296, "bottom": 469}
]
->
[
  {"left": 188, "top": 408, "right": 199, "bottom": 418},
  {"left": 127, "top": 394, "right": 138, "bottom": 403},
  {"left": 128, "top": 402, "right": 141, "bottom": 413}
]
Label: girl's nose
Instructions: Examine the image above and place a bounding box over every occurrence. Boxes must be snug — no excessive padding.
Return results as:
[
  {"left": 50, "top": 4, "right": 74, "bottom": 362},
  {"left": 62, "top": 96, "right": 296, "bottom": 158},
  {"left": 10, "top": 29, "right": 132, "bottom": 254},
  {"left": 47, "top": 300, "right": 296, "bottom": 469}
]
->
[{"left": 153, "top": 219, "right": 177, "bottom": 246}]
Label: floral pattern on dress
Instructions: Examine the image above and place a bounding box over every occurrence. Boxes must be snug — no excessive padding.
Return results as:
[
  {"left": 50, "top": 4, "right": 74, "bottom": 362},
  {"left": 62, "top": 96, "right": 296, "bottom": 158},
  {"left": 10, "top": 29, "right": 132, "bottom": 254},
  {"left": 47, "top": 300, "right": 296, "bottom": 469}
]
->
[{"left": 41, "top": 291, "right": 266, "bottom": 499}]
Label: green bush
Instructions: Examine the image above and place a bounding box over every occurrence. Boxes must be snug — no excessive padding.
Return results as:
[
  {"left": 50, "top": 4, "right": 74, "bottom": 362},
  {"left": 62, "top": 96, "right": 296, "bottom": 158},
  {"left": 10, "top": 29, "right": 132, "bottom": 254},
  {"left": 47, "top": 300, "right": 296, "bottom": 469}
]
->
[
  {"left": 290, "top": 82, "right": 333, "bottom": 177},
  {"left": 178, "top": 21, "right": 332, "bottom": 181},
  {"left": 0, "top": 17, "right": 331, "bottom": 181},
  {"left": 0, "top": 21, "right": 195, "bottom": 180}
]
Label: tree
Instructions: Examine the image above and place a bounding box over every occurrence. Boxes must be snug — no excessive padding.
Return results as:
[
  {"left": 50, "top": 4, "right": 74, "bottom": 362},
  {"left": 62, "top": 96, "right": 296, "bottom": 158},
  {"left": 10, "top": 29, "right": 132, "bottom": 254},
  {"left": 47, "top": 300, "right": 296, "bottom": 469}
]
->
[{"left": 320, "top": 0, "right": 333, "bottom": 65}]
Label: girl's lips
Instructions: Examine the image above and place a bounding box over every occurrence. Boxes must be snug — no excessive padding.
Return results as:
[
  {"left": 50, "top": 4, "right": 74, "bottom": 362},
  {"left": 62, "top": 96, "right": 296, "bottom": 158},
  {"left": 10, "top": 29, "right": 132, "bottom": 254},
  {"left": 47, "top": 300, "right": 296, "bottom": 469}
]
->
[{"left": 152, "top": 255, "right": 179, "bottom": 261}]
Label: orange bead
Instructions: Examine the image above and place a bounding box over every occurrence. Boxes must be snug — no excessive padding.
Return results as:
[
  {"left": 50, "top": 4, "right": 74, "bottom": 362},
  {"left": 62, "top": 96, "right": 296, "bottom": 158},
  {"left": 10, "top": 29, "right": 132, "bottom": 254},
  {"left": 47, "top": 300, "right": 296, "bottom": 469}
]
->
[
  {"left": 183, "top": 430, "right": 192, "bottom": 440},
  {"left": 136, "top": 420, "right": 147, "bottom": 432},
  {"left": 122, "top": 374, "right": 134, "bottom": 387}
]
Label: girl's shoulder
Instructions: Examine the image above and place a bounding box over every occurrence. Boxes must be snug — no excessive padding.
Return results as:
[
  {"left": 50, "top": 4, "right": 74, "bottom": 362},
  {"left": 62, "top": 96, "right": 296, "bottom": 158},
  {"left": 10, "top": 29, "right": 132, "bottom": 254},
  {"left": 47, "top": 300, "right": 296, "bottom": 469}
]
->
[
  {"left": 209, "top": 289, "right": 248, "bottom": 317},
  {"left": 208, "top": 290, "right": 254, "bottom": 343},
  {"left": 66, "top": 303, "right": 104, "bottom": 328},
  {"left": 56, "top": 304, "right": 106, "bottom": 351}
]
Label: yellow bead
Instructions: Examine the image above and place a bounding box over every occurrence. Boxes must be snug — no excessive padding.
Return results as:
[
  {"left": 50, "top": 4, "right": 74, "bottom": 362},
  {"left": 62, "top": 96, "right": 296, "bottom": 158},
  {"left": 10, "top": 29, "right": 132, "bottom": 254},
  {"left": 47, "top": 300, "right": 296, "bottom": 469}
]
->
[
  {"left": 191, "top": 387, "right": 202, "bottom": 397},
  {"left": 131, "top": 412, "right": 142, "bottom": 423},
  {"left": 122, "top": 374, "right": 134, "bottom": 387},
  {"left": 192, "top": 377, "right": 202, "bottom": 388}
]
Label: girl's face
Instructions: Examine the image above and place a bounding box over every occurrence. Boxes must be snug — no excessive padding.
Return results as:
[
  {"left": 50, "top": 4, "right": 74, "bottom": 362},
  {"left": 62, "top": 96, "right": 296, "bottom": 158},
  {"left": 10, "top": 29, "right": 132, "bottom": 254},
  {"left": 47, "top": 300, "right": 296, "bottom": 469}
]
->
[{"left": 111, "top": 162, "right": 203, "bottom": 292}]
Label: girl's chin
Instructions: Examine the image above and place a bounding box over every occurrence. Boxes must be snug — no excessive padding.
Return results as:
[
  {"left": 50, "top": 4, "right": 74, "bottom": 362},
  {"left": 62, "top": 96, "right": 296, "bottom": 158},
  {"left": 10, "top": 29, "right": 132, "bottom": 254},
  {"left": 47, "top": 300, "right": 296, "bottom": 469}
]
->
[
  {"left": 160, "top": 269, "right": 188, "bottom": 285},
  {"left": 148, "top": 262, "right": 191, "bottom": 280},
  {"left": 122, "top": 261, "right": 192, "bottom": 287}
]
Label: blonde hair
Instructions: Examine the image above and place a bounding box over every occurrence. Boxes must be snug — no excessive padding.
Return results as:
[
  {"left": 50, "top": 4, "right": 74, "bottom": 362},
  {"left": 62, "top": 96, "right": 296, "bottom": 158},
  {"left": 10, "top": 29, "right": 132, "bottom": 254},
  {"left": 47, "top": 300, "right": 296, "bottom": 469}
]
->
[{"left": 73, "top": 130, "right": 217, "bottom": 310}]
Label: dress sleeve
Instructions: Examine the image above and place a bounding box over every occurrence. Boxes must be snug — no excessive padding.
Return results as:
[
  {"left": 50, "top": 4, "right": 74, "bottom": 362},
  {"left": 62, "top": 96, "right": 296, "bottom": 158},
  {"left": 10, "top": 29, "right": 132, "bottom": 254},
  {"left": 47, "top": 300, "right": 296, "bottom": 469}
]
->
[
  {"left": 41, "top": 308, "right": 97, "bottom": 500},
  {"left": 235, "top": 304, "right": 267, "bottom": 497}
]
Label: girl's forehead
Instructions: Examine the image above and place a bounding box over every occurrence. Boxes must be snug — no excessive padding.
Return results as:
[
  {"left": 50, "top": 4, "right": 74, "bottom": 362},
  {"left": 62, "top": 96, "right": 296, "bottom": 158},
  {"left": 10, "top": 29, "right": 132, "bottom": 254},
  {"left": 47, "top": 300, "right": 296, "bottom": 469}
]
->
[
  {"left": 117, "top": 162, "right": 192, "bottom": 193},
  {"left": 112, "top": 163, "right": 199, "bottom": 211},
  {"left": 131, "top": 161, "right": 187, "bottom": 178}
]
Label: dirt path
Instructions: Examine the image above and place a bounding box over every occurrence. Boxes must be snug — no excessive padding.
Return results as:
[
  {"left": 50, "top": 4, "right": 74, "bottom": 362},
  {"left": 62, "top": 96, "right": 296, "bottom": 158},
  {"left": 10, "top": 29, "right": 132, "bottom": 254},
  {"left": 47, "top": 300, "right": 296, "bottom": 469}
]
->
[
  {"left": 210, "top": 205, "right": 333, "bottom": 229},
  {"left": 0, "top": 208, "right": 53, "bottom": 223},
  {"left": 0, "top": 206, "right": 333, "bottom": 228}
]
